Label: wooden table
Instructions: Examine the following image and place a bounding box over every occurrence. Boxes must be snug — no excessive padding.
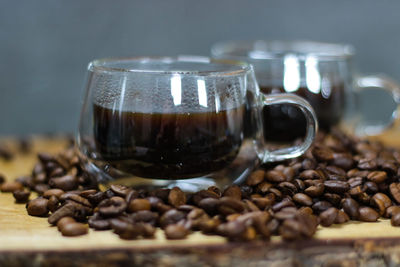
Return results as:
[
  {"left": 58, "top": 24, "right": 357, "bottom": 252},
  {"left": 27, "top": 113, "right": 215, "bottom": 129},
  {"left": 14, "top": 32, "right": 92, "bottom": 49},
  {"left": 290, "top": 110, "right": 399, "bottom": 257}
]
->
[{"left": 2, "top": 137, "right": 400, "bottom": 266}]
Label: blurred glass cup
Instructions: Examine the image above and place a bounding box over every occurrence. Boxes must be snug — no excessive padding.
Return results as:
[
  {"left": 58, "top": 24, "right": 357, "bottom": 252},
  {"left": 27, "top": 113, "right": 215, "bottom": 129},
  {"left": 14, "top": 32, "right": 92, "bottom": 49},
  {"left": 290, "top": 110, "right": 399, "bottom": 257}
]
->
[
  {"left": 77, "top": 56, "right": 317, "bottom": 190},
  {"left": 211, "top": 40, "right": 400, "bottom": 140}
]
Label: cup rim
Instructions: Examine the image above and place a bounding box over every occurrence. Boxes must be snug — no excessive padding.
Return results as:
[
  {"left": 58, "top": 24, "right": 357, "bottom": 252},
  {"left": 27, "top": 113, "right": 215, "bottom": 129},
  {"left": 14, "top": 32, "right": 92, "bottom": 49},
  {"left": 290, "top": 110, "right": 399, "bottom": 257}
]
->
[
  {"left": 88, "top": 56, "right": 253, "bottom": 76},
  {"left": 211, "top": 40, "right": 355, "bottom": 61}
]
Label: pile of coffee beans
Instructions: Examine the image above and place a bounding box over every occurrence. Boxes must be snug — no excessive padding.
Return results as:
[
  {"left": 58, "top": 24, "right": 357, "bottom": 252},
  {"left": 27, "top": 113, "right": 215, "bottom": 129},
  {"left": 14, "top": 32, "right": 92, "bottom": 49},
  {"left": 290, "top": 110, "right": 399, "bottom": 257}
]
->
[{"left": 2, "top": 129, "right": 400, "bottom": 241}]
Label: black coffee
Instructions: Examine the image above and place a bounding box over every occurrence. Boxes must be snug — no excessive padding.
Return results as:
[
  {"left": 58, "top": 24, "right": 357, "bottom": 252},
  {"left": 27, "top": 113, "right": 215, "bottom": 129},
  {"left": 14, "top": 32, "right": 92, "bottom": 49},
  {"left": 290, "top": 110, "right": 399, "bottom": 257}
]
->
[
  {"left": 92, "top": 104, "right": 244, "bottom": 179},
  {"left": 259, "top": 85, "right": 345, "bottom": 141}
]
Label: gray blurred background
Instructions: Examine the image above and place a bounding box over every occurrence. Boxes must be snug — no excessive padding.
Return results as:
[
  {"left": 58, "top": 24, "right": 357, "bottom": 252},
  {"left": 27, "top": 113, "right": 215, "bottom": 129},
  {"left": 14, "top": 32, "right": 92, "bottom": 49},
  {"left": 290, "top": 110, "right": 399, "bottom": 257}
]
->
[{"left": 1, "top": 0, "right": 399, "bottom": 135}]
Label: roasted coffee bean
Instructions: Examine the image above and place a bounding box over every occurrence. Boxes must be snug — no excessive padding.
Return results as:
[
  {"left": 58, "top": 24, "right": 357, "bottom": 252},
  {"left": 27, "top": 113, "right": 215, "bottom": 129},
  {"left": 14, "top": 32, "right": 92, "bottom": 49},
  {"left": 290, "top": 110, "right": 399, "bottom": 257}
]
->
[
  {"left": 110, "top": 184, "right": 131, "bottom": 197},
  {"left": 198, "top": 198, "right": 219, "bottom": 215},
  {"left": 48, "top": 203, "right": 77, "bottom": 224},
  {"left": 98, "top": 197, "right": 127, "bottom": 217},
  {"left": 47, "top": 195, "right": 59, "bottom": 212},
  {"left": 223, "top": 185, "right": 242, "bottom": 200},
  {"left": 324, "top": 180, "right": 349, "bottom": 194},
  {"left": 79, "top": 189, "right": 98, "bottom": 198},
  {"left": 277, "top": 182, "right": 297, "bottom": 196},
  {"left": 217, "top": 221, "right": 246, "bottom": 240},
  {"left": 358, "top": 158, "right": 377, "bottom": 170},
  {"left": 15, "top": 176, "right": 34, "bottom": 189},
  {"left": 302, "top": 158, "right": 317, "bottom": 170},
  {"left": 86, "top": 191, "right": 107, "bottom": 206},
  {"left": 199, "top": 218, "right": 221, "bottom": 234},
  {"left": 268, "top": 188, "right": 283, "bottom": 200},
  {"left": 65, "top": 194, "right": 92, "bottom": 208},
  {"left": 312, "top": 201, "right": 332, "bottom": 214},
  {"left": 57, "top": 216, "right": 76, "bottom": 231},
  {"left": 385, "top": 206, "right": 400, "bottom": 218},
  {"left": 335, "top": 210, "right": 350, "bottom": 224},
  {"left": 88, "top": 217, "right": 111, "bottom": 230},
  {"left": 304, "top": 183, "right": 324, "bottom": 198},
  {"left": 272, "top": 199, "right": 295, "bottom": 212},
  {"left": 1, "top": 181, "right": 23, "bottom": 192},
  {"left": 251, "top": 197, "right": 273, "bottom": 210},
  {"left": 243, "top": 199, "right": 260, "bottom": 212},
  {"left": 0, "top": 174, "right": 5, "bottom": 184},
  {"left": 192, "top": 190, "right": 219, "bottom": 205},
  {"left": 128, "top": 198, "right": 151, "bottom": 212},
  {"left": 367, "top": 171, "right": 387, "bottom": 184},
  {"left": 332, "top": 153, "right": 354, "bottom": 170},
  {"left": 239, "top": 185, "right": 253, "bottom": 199},
  {"left": 322, "top": 193, "right": 341, "bottom": 207},
  {"left": 391, "top": 213, "right": 400, "bottom": 226},
  {"left": 49, "top": 175, "right": 78, "bottom": 191},
  {"left": 312, "top": 146, "right": 334, "bottom": 162},
  {"left": 319, "top": 207, "right": 338, "bottom": 227},
  {"left": 326, "top": 165, "right": 346, "bottom": 176},
  {"left": 27, "top": 198, "right": 49, "bottom": 217},
  {"left": 358, "top": 207, "right": 379, "bottom": 222},
  {"left": 363, "top": 182, "right": 379, "bottom": 194},
  {"left": 60, "top": 222, "right": 88, "bottom": 237},
  {"left": 165, "top": 224, "right": 189, "bottom": 240},
  {"left": 274, "top": 207, "right": 297, "bottom": 220},
  {"left": 218, "top": 197, "right": 245, "bottom": 215},
  {"left": 34, "top": 184, "right": 50, "bottom": 195},
  {"left": 168, "top": 187, "right": 186, "bottom": 208},
  {"left": 341, "top": 198, "right": 359, "bottom": 220},
  {"left": 293, "top": 193, "right": 312, "bottom": 206},
  {"left": 160, "top": 209, "right": 186, "bottom": 228},
  {"left": 299, "top": 170, "right": 321, "bottom": 180},
  {"left": 372, "top": 193, "right": 392, "bottom": 210},
  {"left": 246, "top": 170, "right": 265, "bottom": 186},
  {"left": 13, "top": 190, "right": 30, "bottom": 203},
  {"left": 265, "top": 170, "right": 285, "bottom": 183},
  {"left": 293, "top": 179, "right": 305, "bottom": 191},
  {"left": 371, "top": 197, "right": 386, "bottom": 216},
  {"left": 390, "top": 183, "right": 400, "bottom": 204},
  {"left": 207, "top": 186, "right": 222, "bottom": 197},
  {"left": 43, "top": 189, "right": 65, "bottom": 199}
]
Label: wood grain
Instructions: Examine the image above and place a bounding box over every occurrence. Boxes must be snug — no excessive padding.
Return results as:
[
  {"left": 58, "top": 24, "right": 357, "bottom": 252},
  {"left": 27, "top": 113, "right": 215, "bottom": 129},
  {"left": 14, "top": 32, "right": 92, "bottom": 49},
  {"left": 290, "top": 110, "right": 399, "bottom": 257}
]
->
[{"left": 2, "top": 137, "right": 400, "bottom": 266}]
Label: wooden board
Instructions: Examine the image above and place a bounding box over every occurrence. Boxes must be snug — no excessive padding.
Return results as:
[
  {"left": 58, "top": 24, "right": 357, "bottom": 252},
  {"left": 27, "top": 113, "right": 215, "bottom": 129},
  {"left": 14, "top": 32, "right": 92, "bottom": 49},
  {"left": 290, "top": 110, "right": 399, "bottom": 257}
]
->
[{"left": 2, "top": 137, "right": 400, "bottom": 266}]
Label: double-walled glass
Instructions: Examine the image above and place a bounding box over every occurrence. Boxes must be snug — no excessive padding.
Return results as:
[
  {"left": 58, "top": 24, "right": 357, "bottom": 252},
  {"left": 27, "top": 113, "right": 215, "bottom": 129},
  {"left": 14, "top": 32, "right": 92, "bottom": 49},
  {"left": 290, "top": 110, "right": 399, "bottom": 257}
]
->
[
  {"left": 77, "top": 57, "right": 317, "bottom": 190},
  {"left": 212, "top": 40, "right": 400, "bottom": 139}
]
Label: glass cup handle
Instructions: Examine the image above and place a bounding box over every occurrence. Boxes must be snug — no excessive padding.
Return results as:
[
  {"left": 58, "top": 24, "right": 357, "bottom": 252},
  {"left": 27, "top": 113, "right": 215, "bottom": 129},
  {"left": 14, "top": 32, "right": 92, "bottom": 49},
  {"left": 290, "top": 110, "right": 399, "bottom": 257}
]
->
[
  {"left": 260, "top": 93, "right": 318, "bottom": 163},
  {"left": 356, "top": 74, "right": 400, "bottom": 135}
]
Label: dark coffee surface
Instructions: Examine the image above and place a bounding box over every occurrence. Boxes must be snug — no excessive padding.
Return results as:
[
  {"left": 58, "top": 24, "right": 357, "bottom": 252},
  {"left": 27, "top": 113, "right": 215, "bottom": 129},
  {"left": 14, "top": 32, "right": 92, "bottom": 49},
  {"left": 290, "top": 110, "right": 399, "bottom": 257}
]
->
[
  {"left": 93, "top": 104, "right": 244, "bottom": 179},
  {"left": 259, "top": 85, "right": 345, "bottom": 142}
]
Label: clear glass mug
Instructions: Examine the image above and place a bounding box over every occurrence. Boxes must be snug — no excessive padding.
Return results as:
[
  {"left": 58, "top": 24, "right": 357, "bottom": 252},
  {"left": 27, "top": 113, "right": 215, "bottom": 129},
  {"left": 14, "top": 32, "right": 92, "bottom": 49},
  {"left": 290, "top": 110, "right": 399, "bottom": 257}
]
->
[
  {"left": 211, "top": 40, "right": 400, "bottom": 140},
  {"left": 77, "top": 57, "right": 317, "bottom": 191}
]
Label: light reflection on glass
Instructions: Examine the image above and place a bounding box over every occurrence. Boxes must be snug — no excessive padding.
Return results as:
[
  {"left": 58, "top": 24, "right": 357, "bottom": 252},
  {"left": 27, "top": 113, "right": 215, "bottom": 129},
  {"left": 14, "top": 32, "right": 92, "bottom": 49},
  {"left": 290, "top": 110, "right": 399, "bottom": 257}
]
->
[
  {"left": 197, "top": 79, "right": 208, "bottom": 108},
  {"left": 171, "top": 74, "right": 182, "bottom": 106},
  {"left": 305, "top": 56, "right": 321, "bottom": 94},
  {"left": 321, "top": 77, "right": 332, "bottom": 99},
  {"left": 283, "top": 54, "right": 300, "bottom": 92}
]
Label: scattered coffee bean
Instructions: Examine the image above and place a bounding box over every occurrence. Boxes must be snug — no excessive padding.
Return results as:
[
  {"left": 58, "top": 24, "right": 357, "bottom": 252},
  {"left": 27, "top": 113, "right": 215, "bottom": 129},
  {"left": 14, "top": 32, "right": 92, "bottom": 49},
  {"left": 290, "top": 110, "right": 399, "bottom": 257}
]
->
[
  {"left": 319, "top": 207, "right": 338, "bottom": 227},
  {"left": 358, "top": 207, "right": 379, "bottom": 222},
  {"left": 168, "top": 187, "right": 186, "bottom": 207},
  {"left": 246, "top": 170, "right": 265, "bottom": 186},
  {"left": 165, "top": 224, "right": 189, "bottom": 239},
  {"left": 391, "top": 213, "right": 400, "bottom": 226},
  {"left": 128, "top": 198, "right": 151, "bottom": 212},
  {"left": 60, "top": 222, "right": 88, "bottom": 237},
  {"left": 1, "top": 181, "right": 23, "bottom": 192},
  {"left": 13, "top": 190, "right": 30, "bottom": 203},
  {"left": 27, "top": 197, "right": 49, "bottom": 217}
]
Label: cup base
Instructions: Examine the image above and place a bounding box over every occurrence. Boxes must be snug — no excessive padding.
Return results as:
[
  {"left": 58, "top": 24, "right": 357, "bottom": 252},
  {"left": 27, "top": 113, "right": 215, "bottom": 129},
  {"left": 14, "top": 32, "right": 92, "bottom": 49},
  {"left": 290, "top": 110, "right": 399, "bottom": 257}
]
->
[{"left": 78, "top": 140, "right": 259, "bottom": 192}]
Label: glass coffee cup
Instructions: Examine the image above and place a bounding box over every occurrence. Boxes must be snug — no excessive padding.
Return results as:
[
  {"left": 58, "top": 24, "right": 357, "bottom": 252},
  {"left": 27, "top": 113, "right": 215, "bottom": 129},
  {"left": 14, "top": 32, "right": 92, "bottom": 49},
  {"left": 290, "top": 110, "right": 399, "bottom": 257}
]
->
[
  {"left": 77, "top": 56, "right": 317, "bottom": 191},
  {"left": 211, "top": 40, "right": 400, "bottom": 140}
]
